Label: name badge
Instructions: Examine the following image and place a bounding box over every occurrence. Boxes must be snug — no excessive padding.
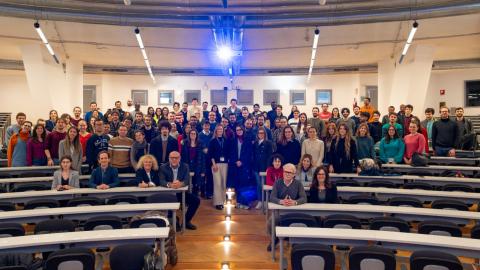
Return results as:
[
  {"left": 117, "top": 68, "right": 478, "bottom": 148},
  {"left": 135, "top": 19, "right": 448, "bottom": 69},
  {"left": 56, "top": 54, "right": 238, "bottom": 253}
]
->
[{"left": 220, "top": 157, "right": 225, "bottom": 162}]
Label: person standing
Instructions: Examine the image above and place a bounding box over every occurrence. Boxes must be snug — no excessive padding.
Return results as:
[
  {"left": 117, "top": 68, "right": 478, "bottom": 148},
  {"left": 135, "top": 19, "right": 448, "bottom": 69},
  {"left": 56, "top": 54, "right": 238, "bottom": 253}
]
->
[
  {"left": 26, "top": 124, "right": 47, "bottom": 166},
  {"left": 421, "top": 108, "right": 436, "bottom": 146},
  {"left": 319, "top": 104, "right": 332, "bottom": 122},
  {"left": 70, "top": 106, "right": 83, "bottom": 128},
  {"left": 45, "top": 118, "right": 67, "bottom": 165},
  {"left": 7, "top": 121, "right": 32, "bottom": 167},
  {"left": 208, "top": 125, "right": 230, "bottom": 210},
  {"left": 5, "top": 112, "right": 26, "bottom": 147},
  {"left": 58, "top": 127, "right": 83, "bottom": 173},
  {"left": 86, "top": 119, "right": 110, "bottom": 171},
  {"left": 301, "top": 127, "right": 324, "bottom": 167},
  {"left": 360, "top": 97, "right": 375, "bottom": 122},
  {"left": 431, "top": 107, "right": 458, "bottom": 157},
  {"left": 404, "top": 121, "right": 427, "bottom": 164},
  {"left": 455, "top": 107, "right": 475, "bottom": 150},
  {"left": 252, "top": 127, "right": 274, "bottom": 209},
  {"left": 275, "top": 126, "right": 301, "bottom": 166},
  {"left": 327, "top": 124, "right": 360, "bottom": 173},
  {"left": 108, "top": 125, "right": 134, "bottom": 173},
  {"left": 181, "top": 129, "right": 205, "bottom": 196},
  {"left": 150, "top": 121, "right": 179, "bottom": 165},
  {"left": 308, "top": 107, "right": 326, "bottom": 138}
]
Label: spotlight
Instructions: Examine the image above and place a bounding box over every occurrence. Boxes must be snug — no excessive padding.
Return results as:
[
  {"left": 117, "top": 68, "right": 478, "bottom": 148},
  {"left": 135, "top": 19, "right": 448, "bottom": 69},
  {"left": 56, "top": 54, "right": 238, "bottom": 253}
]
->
[
  {"left": 217, "top": 46, "right": 233, "bottom": 61},
  {"left": 223, "top": 234, "right": 231, "bottom": 242},
  {"left": 225, "top": 215, "right": 231, "bottom": 222},
  {"left": 221, "top": 262, "right": 230, "bottom": 270}
]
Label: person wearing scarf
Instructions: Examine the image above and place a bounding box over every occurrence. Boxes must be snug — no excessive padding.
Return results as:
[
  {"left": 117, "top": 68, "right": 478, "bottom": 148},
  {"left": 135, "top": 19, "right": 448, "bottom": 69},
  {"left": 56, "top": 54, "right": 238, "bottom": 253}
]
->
[{"left": 130, "top": 130, "right": 149, "bottom": 169}]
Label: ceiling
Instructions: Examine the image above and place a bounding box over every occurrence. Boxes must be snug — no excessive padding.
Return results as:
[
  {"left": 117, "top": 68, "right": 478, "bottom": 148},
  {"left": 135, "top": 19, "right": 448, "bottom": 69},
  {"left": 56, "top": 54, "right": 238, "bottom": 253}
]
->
[{"left": 0, "top": 10, "right": 478, "bottom": 71}]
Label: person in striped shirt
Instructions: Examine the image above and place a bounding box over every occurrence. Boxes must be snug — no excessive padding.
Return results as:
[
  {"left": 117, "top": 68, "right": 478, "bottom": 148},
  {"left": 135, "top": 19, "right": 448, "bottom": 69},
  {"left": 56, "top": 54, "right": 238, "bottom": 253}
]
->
[{"left": 108, "top": 125, "right": 133, "bottom": 173}]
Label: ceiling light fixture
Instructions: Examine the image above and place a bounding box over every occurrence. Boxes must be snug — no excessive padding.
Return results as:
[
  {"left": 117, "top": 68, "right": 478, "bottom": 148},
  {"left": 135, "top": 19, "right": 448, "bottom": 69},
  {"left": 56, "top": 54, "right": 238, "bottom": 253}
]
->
[
  {"left": 33, "top": 22, "right": 59, "bottom": 64},
  {"left": 307, "top": 28, "right": 320, "bottom": 82},
  {"left": 134, "top": 27, "right": 155, "bottom": 83},
  {"left": 217, "top": 46, "right": 233, "bottom": 61},
  {"left": 399, "top": 21, "right": 419, "bottom": 64}
]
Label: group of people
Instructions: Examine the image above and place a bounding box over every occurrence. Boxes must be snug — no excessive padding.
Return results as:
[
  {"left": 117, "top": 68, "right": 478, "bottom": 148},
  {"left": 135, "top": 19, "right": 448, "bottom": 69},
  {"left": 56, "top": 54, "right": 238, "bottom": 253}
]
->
[{"left": 4, "top": 97, "right": 475, "bottom": 215}]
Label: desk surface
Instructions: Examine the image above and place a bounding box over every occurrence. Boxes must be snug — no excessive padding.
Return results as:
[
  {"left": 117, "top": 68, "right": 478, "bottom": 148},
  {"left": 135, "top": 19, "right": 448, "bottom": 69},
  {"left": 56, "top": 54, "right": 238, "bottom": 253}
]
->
[
  {"left": 275, "top": 227, "right": 480, "bottom": 252},
  {"left": 330, "top": 173, "right": 480, "bottom": 184},
  {"left": 382, "top": 164, "right": 480, "bottom": 171},
  {"left": 0, "top": 203, "right": 179, "bottom": 221},
  {"left": 0, "top": 227, "right": 168, "bottom": 250},
  {"left": 0, "top": 186, "right": 188, "bottom": 201},
  {"left": 338, "top": 186, "right": 480, "bottom": 199},
  {"left": 268, "top": 202, "right": 480, "bottom": 220}
]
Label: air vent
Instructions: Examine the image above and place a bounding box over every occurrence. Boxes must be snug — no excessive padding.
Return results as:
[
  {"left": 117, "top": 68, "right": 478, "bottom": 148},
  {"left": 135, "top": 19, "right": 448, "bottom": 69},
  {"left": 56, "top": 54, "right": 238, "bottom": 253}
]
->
[
  {"left": 171, "top": 70, "right": 195, "bottom": 74},
  {"left": 333, "top": 67, "right": 359, "bottom": 72},
  {"left": 268, "top": 70, "right": 292, "bottom": 74},
  {"left": 102, "top": 68, "right": 128, "bottom": 73}
]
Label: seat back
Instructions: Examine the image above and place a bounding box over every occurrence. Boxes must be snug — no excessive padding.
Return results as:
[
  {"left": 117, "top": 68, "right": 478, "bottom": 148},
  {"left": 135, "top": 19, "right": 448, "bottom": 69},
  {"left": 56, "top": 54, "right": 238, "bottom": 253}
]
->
[
  {"left": 431, "top": 199, "right": 469, "bottom": 211},
  {"left": 34, "top": 219, "right": 75, "bottom": 235},
  {"left": 418, "top": 220, "right": 462, "bottom": 237},
  {"left": 44, "top": 248, "right": 95, "bottom": 270},
  {"left": 410, "top": 250, "right": 462, "bottom": 270},
  {"left": 24, "top": 199, "right": 59, "bottom": 210},
  {"left": 110, "top": 244, "right": 152, "bottom": 270},
  {"left": 333, "top": 179, "right": 359, "bottom": 187},
  {"left": 403, "top": 182, "right": 433, "bottom": 190},
  {"left": 323, "top": 214, "right": 362, "bottom": 229},
  {"left": 348, "top": 195, "right": 380, "bottom": 205},
  {"left": 130, "top": 218, "right": 168, "bottom": 228},
  {"left": 442, "top": 184, "right": 474, "bottom": 193},
  {"left": 279, "top": 213, "right": 318, "bottom": 228},
  {"left": 67, "top": 197, "right": 103, "bottom": 207},
  {"left": 349, "top": 246, "right": 396, "bottom": 270},
  {"left": 367, "top": 181, "right": 396, "bottom": 189},
  {"left": 146, "top": 193, "right": 178, "bottom": 203},
  {"left": 0, "top": 266, "right": 29, "bottom": 270},
  {"left": 369, "top": 217, "right": 410, "bottom": 233},
  {"left": 107, "top": 195, "right": 139, "bottom": 205},
  {"left": 0, "top": 202, "right": 15, "bottom": 211},
  {"left": 84, "top": 216, "right": 122, "bottom": 231},
  {"left": 388, "top": 197, "right": 423, "bottom": 208},
  {"left": 0, "top": 223, "right": 25, "bottom": 237},
  {"left": 11, "top": 183, "right": 49, "bottom": 192},
  {"left": 471, "top": 224, "right": 480, "bottom": 239},
  {"left": 291, "top": 243, "right": 335, "bottom": 270}
]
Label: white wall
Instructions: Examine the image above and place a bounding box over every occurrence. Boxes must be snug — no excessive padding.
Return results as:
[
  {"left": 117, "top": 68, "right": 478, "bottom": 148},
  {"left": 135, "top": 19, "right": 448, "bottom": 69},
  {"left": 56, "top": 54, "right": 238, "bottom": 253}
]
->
[
  {"left": 1, "top": 68, "right": 480, "bottom": 123},
  {"left": 426, "top": 68, "right": 480, "bottom": 115}
]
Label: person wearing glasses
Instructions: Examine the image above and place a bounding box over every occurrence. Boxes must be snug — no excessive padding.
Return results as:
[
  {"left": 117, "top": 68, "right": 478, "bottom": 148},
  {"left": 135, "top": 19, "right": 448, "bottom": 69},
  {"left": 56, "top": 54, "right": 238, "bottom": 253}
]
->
[
  {"left": 267, "top": 163, "right": 307, "bottom": 251},
  {"left": 308, "top": 166, "right": 337, "bottom": 203},
  {"left": 159, "top": 151, "right": 200, "bottom": 230}
]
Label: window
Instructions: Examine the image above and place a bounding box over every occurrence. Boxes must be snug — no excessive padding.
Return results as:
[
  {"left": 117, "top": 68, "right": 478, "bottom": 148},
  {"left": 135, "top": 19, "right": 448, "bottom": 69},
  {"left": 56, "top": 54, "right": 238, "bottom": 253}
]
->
[
  {"left": 263, "top": 90, "right": 280, "bottom": 105},
  {"left": 131, "top": 90, "right": 148, "bottom": 106},
  {"left": 316, "top": 89, "right": 332, "bottom": 105},
  {"left": 158, "top": 90, "right": 174, "bottom": 105},
  {"left": 290, "top": 90, "right": 306, "bottom": 105},
  {"left": 237, "top": 89, "right": 254, "bottom": 105},
  {"left": 184, "top": 90, "right": 201, "bottom": 103},
  {"left": 211, "top": 90, "right": 227, "bottom": 105},
  {"left": 465, "top": 80, "right": 480, "bottom": 107}
]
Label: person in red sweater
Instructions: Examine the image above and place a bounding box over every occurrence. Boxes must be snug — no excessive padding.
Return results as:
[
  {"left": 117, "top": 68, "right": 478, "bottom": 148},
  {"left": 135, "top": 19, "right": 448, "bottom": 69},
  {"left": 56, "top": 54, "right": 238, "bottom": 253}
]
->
[
  {"left": 78, "top": 120, "right": 91, "bottom": 163},
  {"left": 265, "top": 153, "right": 284, "bottom": 186},
  {"left": 412, "top": 116, "right": 430, "bottom": 155},
  {"left": 403, "top": 121, "right": 426, "bottom": 165}
]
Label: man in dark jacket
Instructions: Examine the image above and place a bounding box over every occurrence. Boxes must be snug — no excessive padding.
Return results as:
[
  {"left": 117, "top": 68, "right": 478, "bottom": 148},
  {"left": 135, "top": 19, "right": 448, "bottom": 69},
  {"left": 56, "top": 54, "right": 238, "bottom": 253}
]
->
[
  {"left": 150, "top": 121, "right": 179, "bottom": 164},
  {"left": 159, "top": 151, "right": 200, "bottom": 230},
  {"left": 455, "top": 107, "right": 475, "bottom": 150},
  {"left": 86, "top": 119, "right": 110, "bottom": 171},
  {"left": 432, "top": 107, "right": 458, "bottom": 156}
]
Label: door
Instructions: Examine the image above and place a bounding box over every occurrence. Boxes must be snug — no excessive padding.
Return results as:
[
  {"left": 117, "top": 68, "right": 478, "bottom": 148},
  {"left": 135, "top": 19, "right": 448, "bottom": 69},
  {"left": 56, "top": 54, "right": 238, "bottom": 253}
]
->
[
  {"left": 366, "top": 85, "right": 378, "bottom": 109},
  {"left": 83, "top": 85, "right": 97, "bottom": 112}
]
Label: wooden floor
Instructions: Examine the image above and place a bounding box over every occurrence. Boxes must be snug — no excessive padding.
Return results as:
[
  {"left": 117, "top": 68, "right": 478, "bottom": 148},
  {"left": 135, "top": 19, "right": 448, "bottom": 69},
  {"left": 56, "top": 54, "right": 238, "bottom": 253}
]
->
[{"left": 171, "top": 199, "right": 279, "bottom": 270}]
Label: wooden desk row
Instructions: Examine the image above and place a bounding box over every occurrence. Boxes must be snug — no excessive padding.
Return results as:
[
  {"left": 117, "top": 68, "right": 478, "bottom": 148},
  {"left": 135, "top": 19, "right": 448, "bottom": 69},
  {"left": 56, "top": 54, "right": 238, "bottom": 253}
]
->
[
  {"left": 0, "top": 186, "right": 188, "bottom": 232},
  {"left": 276, "top": 227, "right": 480, "bottom": 270},
  {"left": 269, "top": 202, "right": 480, "bottom": 261},
  {"left": 0, "top": 228, "right": 168, "bottom": 256}
]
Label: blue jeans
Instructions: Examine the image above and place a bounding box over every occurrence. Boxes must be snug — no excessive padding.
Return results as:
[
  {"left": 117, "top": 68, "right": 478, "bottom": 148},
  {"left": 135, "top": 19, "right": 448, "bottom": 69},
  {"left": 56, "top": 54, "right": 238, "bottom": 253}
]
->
[
  {"left": 254, "top": 172, "right": 263, "bottom": 202},
  {"left": 435, "top": 146, "right": 452, "bottom": 157}
]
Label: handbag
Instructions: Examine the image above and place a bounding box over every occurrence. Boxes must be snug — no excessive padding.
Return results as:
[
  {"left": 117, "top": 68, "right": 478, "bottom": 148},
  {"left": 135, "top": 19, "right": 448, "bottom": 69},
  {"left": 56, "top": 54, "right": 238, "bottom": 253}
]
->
[{"left": 411, "top": 152, "right": 428, "bottom": 167}]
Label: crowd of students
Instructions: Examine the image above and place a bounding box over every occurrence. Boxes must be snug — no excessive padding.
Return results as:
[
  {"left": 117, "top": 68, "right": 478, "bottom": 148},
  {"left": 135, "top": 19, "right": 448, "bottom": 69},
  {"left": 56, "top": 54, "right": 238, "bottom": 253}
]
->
[{"left": 3, "top": 97, "right": 476, "bottom": 213}]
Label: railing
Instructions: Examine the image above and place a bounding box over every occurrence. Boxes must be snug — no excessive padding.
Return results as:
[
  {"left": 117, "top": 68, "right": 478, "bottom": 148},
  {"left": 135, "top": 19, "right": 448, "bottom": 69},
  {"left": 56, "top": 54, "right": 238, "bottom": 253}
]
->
[{"left": 0, "top": 113, "right": 11, "bottom": 148}]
